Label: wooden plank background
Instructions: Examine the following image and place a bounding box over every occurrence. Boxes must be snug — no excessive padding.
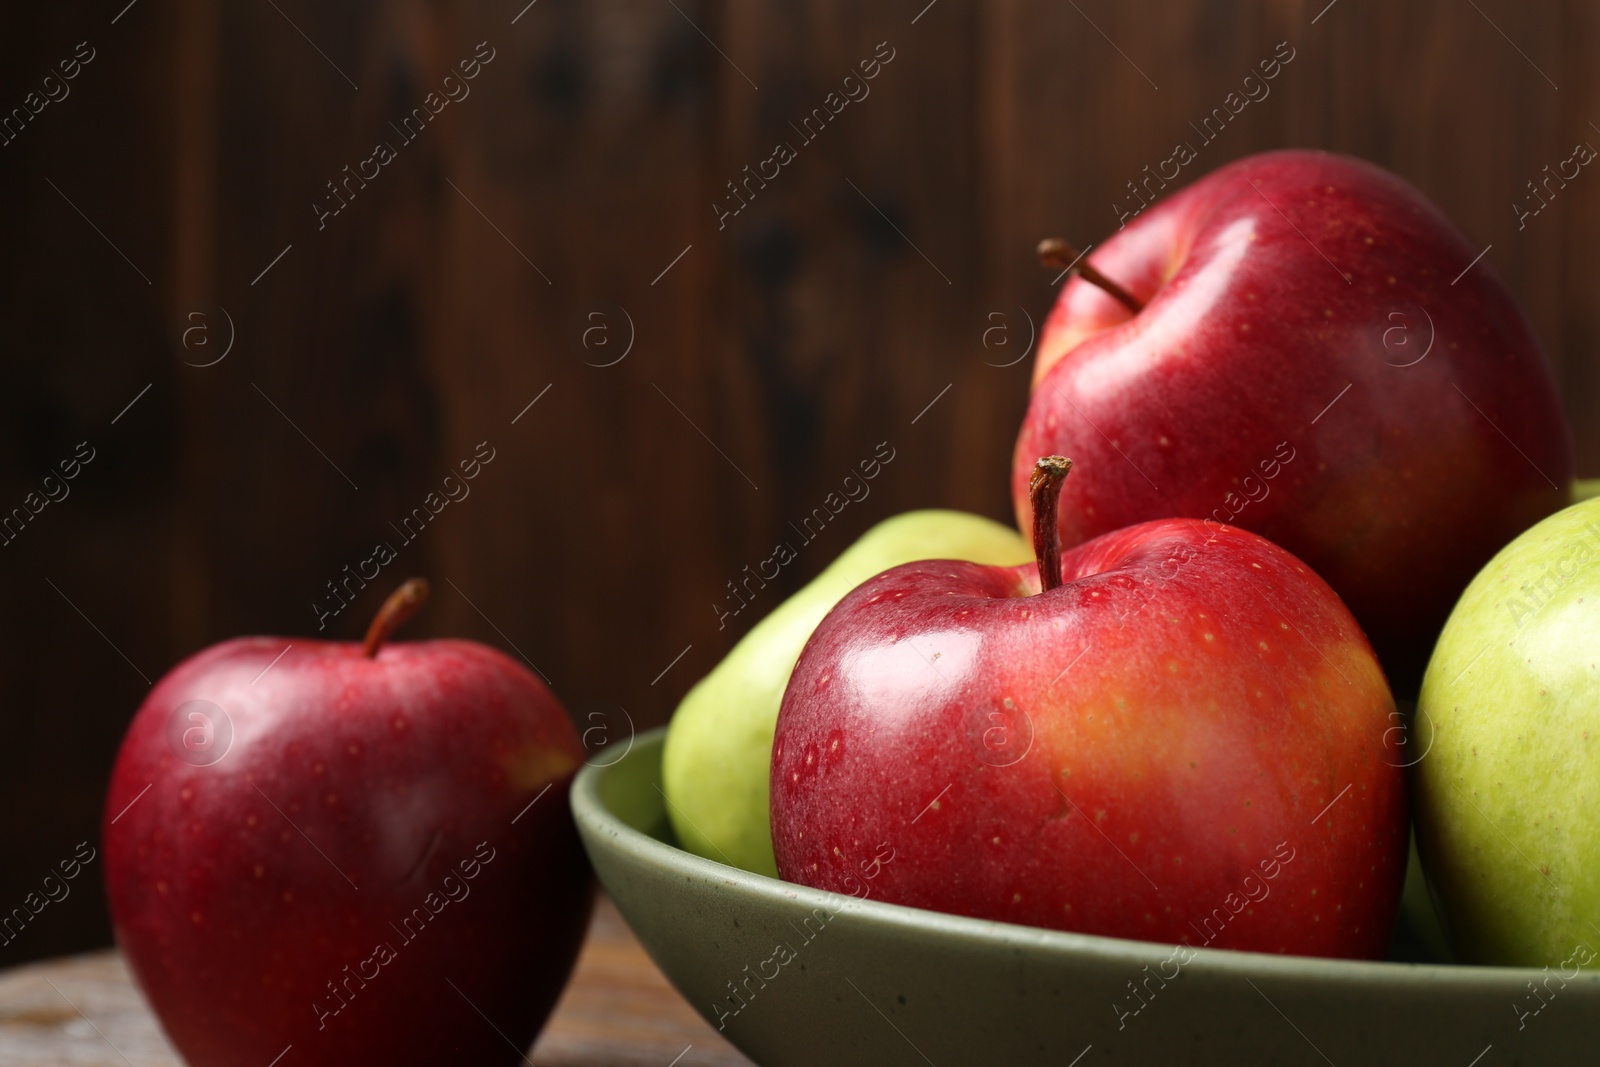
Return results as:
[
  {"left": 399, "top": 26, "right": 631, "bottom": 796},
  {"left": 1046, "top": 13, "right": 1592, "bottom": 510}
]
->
[{"left": 0, "top": 0, "right": 1595, "bottom": 964}]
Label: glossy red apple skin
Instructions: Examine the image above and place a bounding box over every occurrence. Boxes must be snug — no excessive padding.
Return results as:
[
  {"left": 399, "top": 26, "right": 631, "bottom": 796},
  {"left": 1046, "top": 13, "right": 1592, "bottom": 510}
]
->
[
  {"left": 771, "top": 518, "right": 1407, "bottom": 958},
  {"left": 104, "top": 637, "right": 592, "bottom": 1067},
  {"left": 1013, "top": 149, "right": 1572, "bottom": 693}
]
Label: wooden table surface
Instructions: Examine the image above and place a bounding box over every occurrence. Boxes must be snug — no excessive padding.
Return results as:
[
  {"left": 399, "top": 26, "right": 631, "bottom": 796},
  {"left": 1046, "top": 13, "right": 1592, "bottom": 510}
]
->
[{"left": 0, "top": 896, "right": 755, "bottom": 1067}]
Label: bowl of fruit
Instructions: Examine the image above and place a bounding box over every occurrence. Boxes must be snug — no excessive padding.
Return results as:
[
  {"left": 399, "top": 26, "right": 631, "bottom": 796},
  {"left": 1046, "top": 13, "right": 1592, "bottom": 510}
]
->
[
  {"left": 575, "top": 150, "right": 1600, "bottom": 1066},
  {"left": 575, "top": 728, "right": 1598, "bottom": 1066}
]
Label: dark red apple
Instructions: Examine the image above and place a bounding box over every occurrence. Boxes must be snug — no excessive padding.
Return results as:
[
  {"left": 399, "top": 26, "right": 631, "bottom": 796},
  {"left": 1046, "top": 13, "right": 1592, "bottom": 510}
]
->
[
  {"left": 772, "top": 459, "right": 1407, "bottom": 958},
  {"left": 103, "top": 580, "right": 592, "bottom": 1067},
  {"left": 1014, "top": 149, "right": 1572, "bottom": 693}
]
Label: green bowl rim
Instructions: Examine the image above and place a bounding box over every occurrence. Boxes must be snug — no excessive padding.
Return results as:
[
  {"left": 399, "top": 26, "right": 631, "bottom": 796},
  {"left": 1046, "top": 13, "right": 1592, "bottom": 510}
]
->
[{"left": 573, "top": 726, "right": 1561, "bottom": 989}]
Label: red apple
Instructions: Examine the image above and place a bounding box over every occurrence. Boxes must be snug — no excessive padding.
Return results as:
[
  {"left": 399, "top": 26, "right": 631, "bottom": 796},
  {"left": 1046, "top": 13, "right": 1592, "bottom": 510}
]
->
[
  {"left": 772, "top": 458, "right": 1407, "bottom": 958},
  {"left": 1014, "top": 149, "right": 1572, "bottom": 693},
  {"left": 103, "top": 580, "right": 592, "bottom": 1067}
]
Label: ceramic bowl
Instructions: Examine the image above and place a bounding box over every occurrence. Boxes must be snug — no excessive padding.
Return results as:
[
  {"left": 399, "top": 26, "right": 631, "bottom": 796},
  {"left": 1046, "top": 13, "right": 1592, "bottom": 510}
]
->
[{"left": 571, "top": 728, "right": 1599, "bottom": 1066}]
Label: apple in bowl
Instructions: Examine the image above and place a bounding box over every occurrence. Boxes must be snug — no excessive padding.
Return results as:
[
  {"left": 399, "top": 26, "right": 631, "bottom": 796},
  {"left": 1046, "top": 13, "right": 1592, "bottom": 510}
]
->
[
  {"left": 1013, "top": 149, "right": 1572, "bottom": 694},
  {"left": 1415, "top": 495, "right": 1600, "bottom": 967},
  {"left": 771, "top": 459, "right": 1407, "bottom": 958}
]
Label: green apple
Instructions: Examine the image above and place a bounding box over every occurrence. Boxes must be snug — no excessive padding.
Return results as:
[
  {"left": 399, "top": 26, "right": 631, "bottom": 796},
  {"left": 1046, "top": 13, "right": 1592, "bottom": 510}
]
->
[
  {"left": 1415, "top": 494, "right": 1600, "bottom": 966},
  {"left": 662, "top": 510, "right": 1031, "bottom": 876}
]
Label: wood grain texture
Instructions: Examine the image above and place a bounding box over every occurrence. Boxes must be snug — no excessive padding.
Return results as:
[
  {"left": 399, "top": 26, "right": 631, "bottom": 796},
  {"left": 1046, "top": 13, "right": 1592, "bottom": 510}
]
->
[
  {"left": 0, "top": 896, "right": 753, "bottom": 1066},
  {"left": 0, "top": 0, "right": 1597, "bottom": 966}
]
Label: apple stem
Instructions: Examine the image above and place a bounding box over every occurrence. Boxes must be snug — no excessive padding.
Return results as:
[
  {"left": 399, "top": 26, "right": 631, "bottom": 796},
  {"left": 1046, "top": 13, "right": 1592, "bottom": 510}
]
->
[
  {"left": 1030, "top": 457, "right": 1072, "bottom": 593},
  {"left": 362, "top": 578, "right": 431, "bottom": 657},
  {"left": 1037, "top": 238, "right": 1144, "bottom": 314}
]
